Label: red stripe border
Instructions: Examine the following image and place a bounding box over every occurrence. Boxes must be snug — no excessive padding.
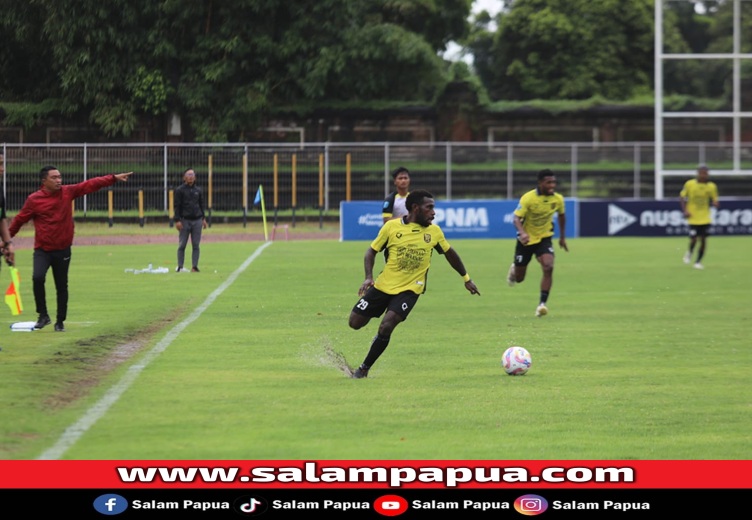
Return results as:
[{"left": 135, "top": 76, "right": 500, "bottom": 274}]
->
[{"left": 1, "top": 460, "right": 749, "bottom": 489}]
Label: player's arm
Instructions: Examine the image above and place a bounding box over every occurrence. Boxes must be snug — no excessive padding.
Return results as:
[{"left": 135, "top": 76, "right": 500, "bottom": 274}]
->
[
  {"left": 680, "top": 196, "right": 690, "bottom": 216},
  {"left": 680, "top": 183, "right": 690, "bottom": 217},
  {"left": 358, "top": 247, "right": 378, "bottom": 296},
  {"left": 557, "top": 211, "right": 568, "bottom": 251},
  {"left": 443, "top": 248, "right": 480, "bottom": 295},
  {"left": 512, "top": 214, "right": 529, "bottom": 244}
]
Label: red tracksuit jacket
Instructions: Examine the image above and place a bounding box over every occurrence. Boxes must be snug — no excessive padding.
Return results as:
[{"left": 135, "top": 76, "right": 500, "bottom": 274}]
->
[{"left": 9, "top": 175, "right": 118, "bottom": 251}]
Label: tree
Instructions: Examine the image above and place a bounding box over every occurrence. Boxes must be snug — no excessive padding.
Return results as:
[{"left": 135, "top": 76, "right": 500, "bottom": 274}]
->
[
  {"left": 479, "top": 0, "right": 657, "bottom": 101},
  {"left": 0, "top": 0, "right": 470, "bottom": 140}
]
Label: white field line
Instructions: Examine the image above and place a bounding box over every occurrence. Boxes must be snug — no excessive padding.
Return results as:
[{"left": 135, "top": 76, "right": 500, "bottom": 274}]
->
[{"left": 36, "top": 241, "right": 273, "bottom": 460}]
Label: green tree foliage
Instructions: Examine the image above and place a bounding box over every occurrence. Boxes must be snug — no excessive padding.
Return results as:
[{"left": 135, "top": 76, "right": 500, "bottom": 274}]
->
[
  {"left": 0, "top": 0, "right": 469, "bottom": 140},
  {"left": 370, "top": 0, "right": 473, "bottom": 50},
  {"left": 1, "top": 0, "right": 741, "bottom": 138},
  {"left": 481, "top": 0, "right": 656, "bottom": 101},
  {"left": 0, "top": 1, "right": 61, "bottom": 103},
  {"left": 701, "top": 0, "right": 752, "bottom": 104}
]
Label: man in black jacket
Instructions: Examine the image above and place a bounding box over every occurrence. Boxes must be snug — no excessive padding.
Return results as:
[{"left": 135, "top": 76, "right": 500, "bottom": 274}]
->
[{"left": 174, "top": 168, "right": 207, "bottom": 273}]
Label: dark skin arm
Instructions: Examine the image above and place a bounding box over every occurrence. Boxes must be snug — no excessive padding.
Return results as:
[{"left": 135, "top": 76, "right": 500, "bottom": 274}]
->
[
  {"left": 358, "top": 247, "right": 378, "bottom": 296},
  {"left": 557, "top": 212, "right": 569, "bottom": 251},
  {"left": 444, "top": 248, "right": 480, "bottom": 295},
  {"left": 514, "top": 213, "right": 569, "bottom": 252},
  {"left": 512, "top": 215, "right": 529, "bottom": 245}
]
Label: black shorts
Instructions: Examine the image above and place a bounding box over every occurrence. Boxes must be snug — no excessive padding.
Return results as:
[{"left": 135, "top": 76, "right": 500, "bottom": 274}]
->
[
  {"left": 351, "top": 287, "right": 419, "bottom": 321},
  {"left": 513, "top": 236, "right": 555, "bottom": 267},
  {"left": 689, "top": 224, "right": 711, "bottom": 238}
]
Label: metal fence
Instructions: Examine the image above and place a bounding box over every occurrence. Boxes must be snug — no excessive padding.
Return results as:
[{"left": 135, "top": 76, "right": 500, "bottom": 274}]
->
[{"left": 2, "top": 142, "right": 750, "bottom": 215}]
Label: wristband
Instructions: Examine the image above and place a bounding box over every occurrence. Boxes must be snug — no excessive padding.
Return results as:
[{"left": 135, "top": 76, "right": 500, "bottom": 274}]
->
[{"left": 462, "top": 273, "right": 471, "bottom": 282}]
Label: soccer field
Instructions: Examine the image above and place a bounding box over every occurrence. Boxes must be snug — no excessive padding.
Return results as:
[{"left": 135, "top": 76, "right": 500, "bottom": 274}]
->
[{"left": 0, "top": 235, "right": 748, "bottom": 460}]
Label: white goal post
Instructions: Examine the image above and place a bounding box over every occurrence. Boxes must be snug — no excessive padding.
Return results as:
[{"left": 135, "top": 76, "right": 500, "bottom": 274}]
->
[{"left": 654, "top": 0, "right": 752, "bottom": 199}]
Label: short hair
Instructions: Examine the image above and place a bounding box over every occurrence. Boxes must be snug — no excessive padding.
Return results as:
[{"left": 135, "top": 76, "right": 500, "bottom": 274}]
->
[
  {"left": 39, "top": 165, "right": 57, "bottom": 181},
  {"left": 537, "top": 168, "right": 555, "bottom": 181},
  {"left": 183, "top": 167, "right": 195, "bottom": 175},
  {"left": 697, "top": 164, "right": 709, "bottom": 171},
  {"left": 392, "top": 166, "right": 410, "bottom": 180},
  {"left": 405, "top": 189, "right": 433, "bottom": 211}
]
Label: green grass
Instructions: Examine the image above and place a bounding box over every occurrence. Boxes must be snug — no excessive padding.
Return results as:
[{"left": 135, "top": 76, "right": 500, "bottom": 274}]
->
[
  {"left": 0, "top": 234, "right": 748, "bottom": 460},
  {"left": 8, "top": 220, "right": 340, "bottom": 238}
]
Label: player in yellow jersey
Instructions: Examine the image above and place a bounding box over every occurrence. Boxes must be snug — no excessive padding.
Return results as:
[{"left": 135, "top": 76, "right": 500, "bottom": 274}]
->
[
  {"left": 680, "top": 164, "right": 719, "bottom": 270},
  {"left": 348, "top": 189, "right": 480, "bottom": 378},
  {"left": 507, "top": 169, "right": 568, "bottom": 317}
]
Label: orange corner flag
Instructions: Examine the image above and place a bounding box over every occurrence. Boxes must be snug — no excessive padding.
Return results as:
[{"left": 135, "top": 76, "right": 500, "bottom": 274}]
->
[{"left": 5, "top": 266, "right": 23, "bottom": 315}]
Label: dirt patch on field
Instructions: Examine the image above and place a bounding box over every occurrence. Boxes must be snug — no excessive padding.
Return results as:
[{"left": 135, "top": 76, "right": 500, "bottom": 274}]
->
[{"left": 42, "top": 309, "right": 186, "bottom": 410}]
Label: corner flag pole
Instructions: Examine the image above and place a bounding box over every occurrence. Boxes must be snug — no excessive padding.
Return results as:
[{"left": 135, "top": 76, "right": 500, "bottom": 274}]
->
[
  {"left": 259, "top": 185, "right": 269, "bottom": 241},
  {"left": 5, "top": 265, "right": 23, "bottom": 315}
]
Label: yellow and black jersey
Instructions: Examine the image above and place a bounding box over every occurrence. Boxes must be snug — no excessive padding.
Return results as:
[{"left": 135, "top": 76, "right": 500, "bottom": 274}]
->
[
  {"left": 680, "top": 179, "right": 718, "bottom": 225},
  {"left": 370, "top": 218, "right": 451, "bottom": 295},
  {"left": 513, "top": 189, "right": 565, "bottom": 245}
]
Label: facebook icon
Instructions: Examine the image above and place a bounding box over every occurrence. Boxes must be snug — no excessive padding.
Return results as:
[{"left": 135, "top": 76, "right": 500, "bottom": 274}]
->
[{"left": 93, "top": 494, "right": 128, "bottom": 515}]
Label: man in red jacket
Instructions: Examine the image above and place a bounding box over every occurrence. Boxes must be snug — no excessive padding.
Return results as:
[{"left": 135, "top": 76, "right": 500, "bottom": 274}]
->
[{"left": 9, "top": 166, "right": 133, "bottom": 331}]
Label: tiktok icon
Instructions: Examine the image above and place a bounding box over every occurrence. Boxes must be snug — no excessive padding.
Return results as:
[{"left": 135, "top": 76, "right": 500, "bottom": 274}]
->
[{"left": 233, "top": 495, "right": 268, "bottom": 516}]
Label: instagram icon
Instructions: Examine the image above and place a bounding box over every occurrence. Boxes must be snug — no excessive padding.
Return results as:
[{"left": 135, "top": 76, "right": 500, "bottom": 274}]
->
[{"left": 514, "top": 494, "right": 549, "bottom": 515}]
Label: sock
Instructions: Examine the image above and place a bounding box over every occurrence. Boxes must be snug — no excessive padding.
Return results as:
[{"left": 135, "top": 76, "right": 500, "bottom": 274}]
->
[
  {"left": 362, "top": 334, "right": 391, "bottom": 369},
  {"left": 540, "top": 291, "right": 549, "bottom": 305}
]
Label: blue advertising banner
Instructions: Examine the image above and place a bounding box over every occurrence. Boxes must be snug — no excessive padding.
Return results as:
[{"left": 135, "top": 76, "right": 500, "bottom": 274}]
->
[
  {"left": 340, "top": 199, "right": 577, "bottom": 241},
  {"left": 579, "top": 198, "right": 752, "bottom": 237}
]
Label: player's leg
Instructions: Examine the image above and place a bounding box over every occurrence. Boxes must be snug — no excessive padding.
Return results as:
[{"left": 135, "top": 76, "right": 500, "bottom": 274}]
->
[
  {"left": 535, "top": 239, "right": 555, "bottom": 317},
  {"left": 353, "top": 291, "right": 417, "bottom": 378},
  {"left": 349, "top": 285, "right": 387, "bottom": 330},
  {"left": 694, "top": 226, "right": 708, "bottom": 268},
  {"left": 685, "top": 227, "right": 698, "bottom": 264},
  {"left": 508, "top": 242, "right": 531, "bottom": 286}
]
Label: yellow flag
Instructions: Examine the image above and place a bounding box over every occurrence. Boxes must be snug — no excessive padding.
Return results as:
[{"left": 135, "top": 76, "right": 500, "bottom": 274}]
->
[{"left": 5, "top": 266, "right": 22, "bottom": 315}]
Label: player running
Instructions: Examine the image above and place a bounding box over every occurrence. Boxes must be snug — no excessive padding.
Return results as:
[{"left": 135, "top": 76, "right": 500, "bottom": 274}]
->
[{"left": 507, "top": 169, "right": 568, "bottom": 317}]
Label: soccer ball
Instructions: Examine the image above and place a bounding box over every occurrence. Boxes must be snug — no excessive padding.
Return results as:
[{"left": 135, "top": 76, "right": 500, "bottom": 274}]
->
[{"left": 502, "top": 346, "right": 532, "bottom": 375}]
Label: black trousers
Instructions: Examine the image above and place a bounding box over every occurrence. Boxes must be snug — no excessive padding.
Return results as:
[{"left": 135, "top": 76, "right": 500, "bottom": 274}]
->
[{"left": 32, "top": 247, "right": 71, "bottom": 322}]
